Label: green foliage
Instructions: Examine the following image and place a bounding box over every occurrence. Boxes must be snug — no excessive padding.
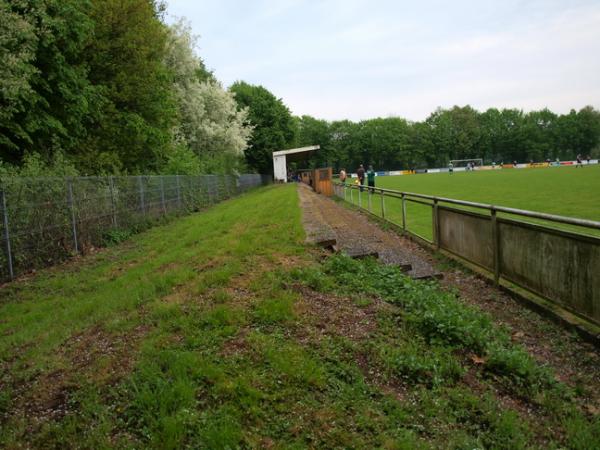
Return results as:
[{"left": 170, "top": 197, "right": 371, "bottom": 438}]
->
[
  {"left": 160, "top": 144, "right": 202, "bottom": 175},
  {"left": 291, "top": 106, "right": 600, "bottom": 172},
  {"left": 102, "top": 229, "right": 134, "bottom": 246},
  {"left": 0, "top": 1, "right": 252, "bottom": 176},
  {"left": 0, "top": 0, "right": 97, "bottom": 162},
  {"left": 485, "top": 343, "right": 555, "bottom": 391},
  {"left": 230, "top": 81, "right": 296, "bottom": 174},
  {"left": 3, "top": 1, "right": 598, "bottom": 176},
  {"left": 308, "top": 255, "right": 556, "bottom": 393},
  {"left": 563, "top": 414, "right": 600, "bottom": 450},
  {"left": 378, "top": 340, "right": 464, "bottom": 387},
  {"left": 81, "top": 0, "right": 176, "bottom": 174},
  {"left": 165, "top": 20, "right": 252, "bottom": 174},
  {"left": 0, "top": 151, "right": 78, "bottom": 177}
]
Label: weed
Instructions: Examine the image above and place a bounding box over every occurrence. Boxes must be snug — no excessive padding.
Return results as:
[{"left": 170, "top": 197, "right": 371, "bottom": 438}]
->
[
  {"left": 377, "top": 340, "right": 464, "bottom": 387},
  {"left": 102, "top": 229, "right": 133, "bottom": 246},
  {"left": 563, "top": 413, "right": 600, "bottom": 450},
  {"left": 485, "top": 342, "right": 556, "bottom": 393}
]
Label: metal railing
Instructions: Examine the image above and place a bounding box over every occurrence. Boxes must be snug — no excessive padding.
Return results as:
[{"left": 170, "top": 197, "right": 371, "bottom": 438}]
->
[
  {"left": 0, "top": 174, "right": 270, "bottom": 282},
  {"left": 334, "top": 182, "right": 600, "bottom": 326}
]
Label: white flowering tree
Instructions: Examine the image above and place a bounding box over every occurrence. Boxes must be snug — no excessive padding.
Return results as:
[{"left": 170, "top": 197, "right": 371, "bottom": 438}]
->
[{"left": 164, "top": 20, "right": 252, "bottom": 173}]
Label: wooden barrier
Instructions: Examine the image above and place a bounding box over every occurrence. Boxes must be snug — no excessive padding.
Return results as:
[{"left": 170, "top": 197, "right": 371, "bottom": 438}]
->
[
  {"left": 437, "top": 205, "right": 600, "bottom": 325},
  {"left": 312, "top": 167, "right": 333, "bottom": 196}
]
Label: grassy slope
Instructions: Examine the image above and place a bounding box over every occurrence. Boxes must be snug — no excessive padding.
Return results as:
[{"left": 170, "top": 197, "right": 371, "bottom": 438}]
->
[
  {"left": 0, "top": 184, "right": 598, "bottom": 449},
  {"left": 351, "top": 165, "right": 600, "bottom": 239}
]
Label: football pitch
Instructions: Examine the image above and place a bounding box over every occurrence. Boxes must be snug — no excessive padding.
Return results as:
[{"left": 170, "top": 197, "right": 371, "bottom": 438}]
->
[{"left": 350, "top": 164, "right": 600, "bottom": 240}]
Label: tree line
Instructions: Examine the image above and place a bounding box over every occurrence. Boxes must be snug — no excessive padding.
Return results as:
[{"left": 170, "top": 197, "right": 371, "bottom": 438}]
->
[
  {"left": 289, "top": 106, "right": 600, "bottom": 173},
  {"left": 1, "top": 0, "right": 251, "bottom": 176},
  {"left": 2, "top": 1, "right": 600, "bottom": 177}
]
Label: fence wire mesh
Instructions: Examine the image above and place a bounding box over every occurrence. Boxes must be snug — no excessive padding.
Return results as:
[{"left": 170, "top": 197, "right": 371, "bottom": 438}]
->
[{"left": 0, "top": 174, "right": 270, "bottom": 282}]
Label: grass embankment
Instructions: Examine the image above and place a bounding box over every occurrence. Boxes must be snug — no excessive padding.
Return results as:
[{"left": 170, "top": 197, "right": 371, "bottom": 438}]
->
[
  {"left": 0, "top": 184, "right": 598, "bottom": 448},
  {"left": 350, "top": 165, "right": 600, "bottom": 239}
]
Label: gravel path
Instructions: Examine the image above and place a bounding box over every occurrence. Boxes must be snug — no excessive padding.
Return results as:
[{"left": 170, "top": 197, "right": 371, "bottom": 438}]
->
[{"left": 298, "top": 183, "right": 440, "bottom": 279}]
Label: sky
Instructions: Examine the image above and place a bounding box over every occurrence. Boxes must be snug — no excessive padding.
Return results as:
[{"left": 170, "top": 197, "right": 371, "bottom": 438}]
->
[{"left": 165, "top": 0, "right": 600, "bottom": 122}]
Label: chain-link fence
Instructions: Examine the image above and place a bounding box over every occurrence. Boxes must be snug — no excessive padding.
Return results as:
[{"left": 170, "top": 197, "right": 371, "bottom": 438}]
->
[{"left": 0, "top": 174, "right": 270, "bottom": 282}]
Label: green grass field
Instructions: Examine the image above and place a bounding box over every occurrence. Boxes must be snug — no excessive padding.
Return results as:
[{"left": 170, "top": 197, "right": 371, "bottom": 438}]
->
[
  {"left": 349, "top": 165, "right": 600, "bottom": 240},
  {"left": 1, "top": 184, "right": 598, "bottom": 448}
]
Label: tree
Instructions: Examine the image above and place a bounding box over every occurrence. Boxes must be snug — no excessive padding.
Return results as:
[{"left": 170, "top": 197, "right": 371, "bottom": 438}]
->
[
  {"left": 294, "top": 115, "right": 331, "bottom": 167},
  {"left": 328, "top": 120, "right": 358, "bottom": 171},
  {"left": 521, "top": 109, "right": 557, "bottom": 161},
  {"left": 0, "top": 0, "right": 97, "bottom": 164},
  {"left": 410, "top": 121, "right": 434, "bottom": 168},
  {"left": 80, "top": 0, "right": 177, "bottom": 173},
  {"left": 165, "top": 21, "right": 252, "bottom": 173},
  {"left": 229, "top": 81, "right": 296, "bottom": 174},
  {"left": 574, "top": 106, "right": 600, "bottom": 157},
  {"left": 424, "top": 106, "right": 482, "bottom": 165}
]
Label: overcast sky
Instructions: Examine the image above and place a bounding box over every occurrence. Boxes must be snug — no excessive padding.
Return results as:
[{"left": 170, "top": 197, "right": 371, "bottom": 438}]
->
[{"left": 165, "top": 0, "right": 600, "bottom": 122}]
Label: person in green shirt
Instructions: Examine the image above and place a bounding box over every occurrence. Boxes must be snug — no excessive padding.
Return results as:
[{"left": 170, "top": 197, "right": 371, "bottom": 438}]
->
[{"left": 366, "top": 165, "right": 376, "bottom": 193}]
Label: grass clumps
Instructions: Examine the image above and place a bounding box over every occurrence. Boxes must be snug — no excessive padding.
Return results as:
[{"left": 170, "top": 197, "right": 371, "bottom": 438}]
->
[
  {"left": 315, "top": 255, "right": 557, "bottom": 394},
  {"left": 378, "top": 339, "right": 464, "bottom": 387},
  {"left": 253, "top": 291, "right": 297, "bottom": 325},
  {"left": 289, "top": 253, "right": 599, "bottom": 447}
]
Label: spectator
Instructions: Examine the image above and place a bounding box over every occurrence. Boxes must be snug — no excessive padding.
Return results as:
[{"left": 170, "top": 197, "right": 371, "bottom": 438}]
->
[
  {"left": 339, "top": 168, "right": 347, "bottom": 184},
  {"left": 366, "top": 165, "right": 376, "bottom": 193},
  {"left": 357, "top": 164, "right": 365, "bottom": 192}
]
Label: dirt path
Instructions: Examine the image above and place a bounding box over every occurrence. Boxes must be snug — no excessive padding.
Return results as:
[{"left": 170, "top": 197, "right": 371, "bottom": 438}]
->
[{"left": 297, "top": 184, "right": 600, "bottom": 408}]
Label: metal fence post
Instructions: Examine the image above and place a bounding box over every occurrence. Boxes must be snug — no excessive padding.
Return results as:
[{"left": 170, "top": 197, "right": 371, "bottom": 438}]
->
[
  {"left": 138, "top": 175, "right": 145, "bottom": 215},
  {"left": 381, "top": 191, "right": 386, "bottom": 219},
  {"left": 401, "top": 193, "right": 406, "bottom": 232},
  {"left": 367, "top": 190, "right": 372, "bottom": 212},
  {"left": 350, "top": 188, "right": 354, "bottom": 204},
  {"left": 491, "top": 208, "right": 500, "bottom": 285},
  {"left": 67, "top": 179, "right": 79, "bottom": 254},
  {"left": 343, "top": 185, "right": 347, "bottom": 201},
  {"left": 433, "top": 198, "right": 440, "bottom": 249},
  {"left": 208, "top": 176, "right": 214, "bottom": 205},
  {"left": 358, "top": 188, "right": 362, "bottom": 208},
  {"left": 176, "top": 175, "right": 181, "bottom": 211},
  {"left": 160, "top": 176, "right": 166, "bottom": 215},
  {"left": 1, "top": 191, "right": 14, "bottom": 280},
  {"left": 109, "top": 176, "right": 117, "bottom": 227}
]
